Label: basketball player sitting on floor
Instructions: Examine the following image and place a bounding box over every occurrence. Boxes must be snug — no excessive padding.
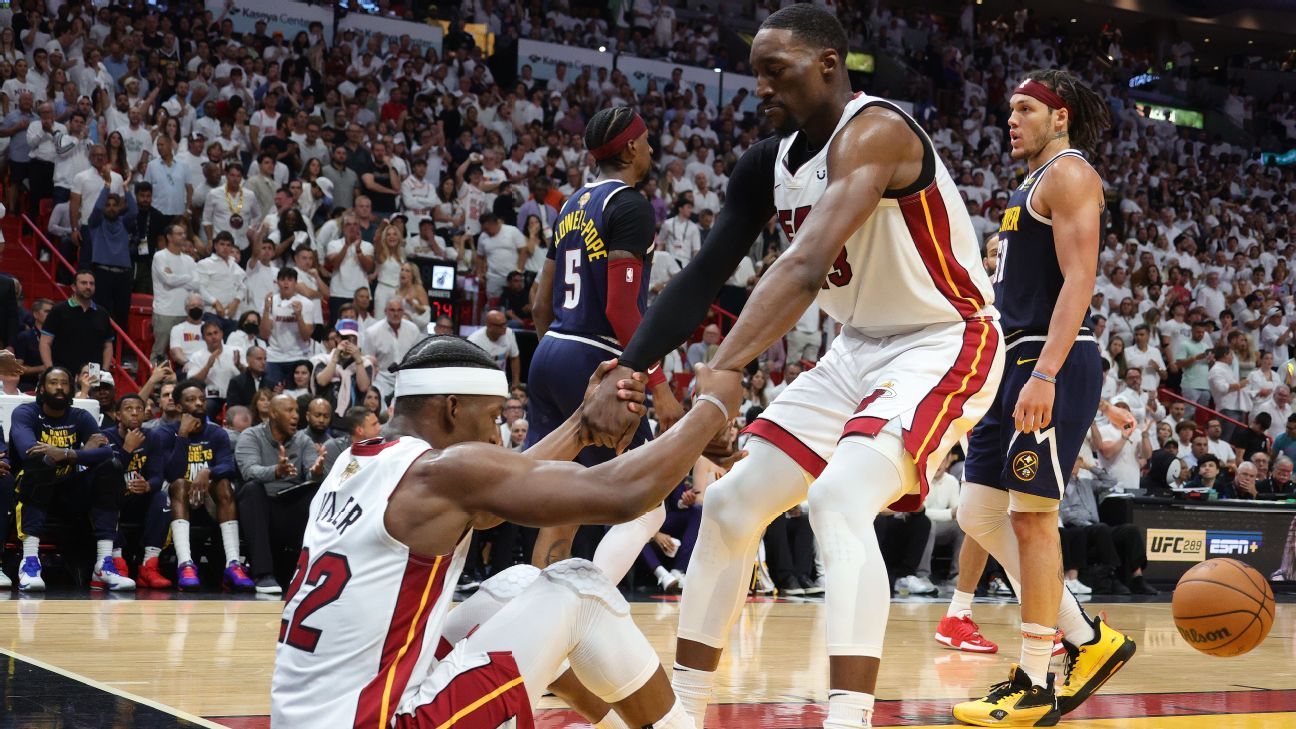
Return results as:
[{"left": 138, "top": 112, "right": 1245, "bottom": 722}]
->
[{"left": 271, "top": 336, "right": 745, "bottom": 729}]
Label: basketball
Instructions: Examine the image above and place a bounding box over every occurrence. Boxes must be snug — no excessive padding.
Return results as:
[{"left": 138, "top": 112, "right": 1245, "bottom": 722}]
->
[{"left": 1172, "top": 559, "right": 1275, "bottom": 657}]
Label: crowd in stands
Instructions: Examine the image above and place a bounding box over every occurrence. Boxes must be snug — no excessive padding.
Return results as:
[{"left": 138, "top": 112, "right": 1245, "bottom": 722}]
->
[{"left": 0, "top": 0, "right": 1292, "bottom": 596}]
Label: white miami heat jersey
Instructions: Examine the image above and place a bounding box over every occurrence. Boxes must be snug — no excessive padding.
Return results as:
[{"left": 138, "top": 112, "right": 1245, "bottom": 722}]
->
[
  {"left": 774, "top": 93, "right": 996, "bottom": 336},
  {"left": 272, "top": 436, "right": 469, "bottom": 729}
]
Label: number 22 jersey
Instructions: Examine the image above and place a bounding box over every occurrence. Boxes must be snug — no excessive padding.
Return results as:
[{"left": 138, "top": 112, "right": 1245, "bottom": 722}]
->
[
  {"left": 773, "top": 92, "right": 995, "bottom": 336},
  {"left": 272, "top": 437, "right": 469, "bottom": 729}
]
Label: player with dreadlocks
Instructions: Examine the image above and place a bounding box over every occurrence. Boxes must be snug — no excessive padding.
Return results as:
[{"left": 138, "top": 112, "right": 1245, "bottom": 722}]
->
[
  {"left": 272, "top": 335, "right": 744, "bottom": 728},
  {"left": 952, "top": 70, "right": 1137, "bottom": 726},
  {"left": 525, "top": 106, "right": 685, "bottom": 581}
]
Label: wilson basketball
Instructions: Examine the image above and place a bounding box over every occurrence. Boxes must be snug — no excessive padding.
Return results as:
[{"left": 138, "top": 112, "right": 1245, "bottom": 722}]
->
[{"left": 1172, "top": 559, "right": 1275, "bottom": 657}]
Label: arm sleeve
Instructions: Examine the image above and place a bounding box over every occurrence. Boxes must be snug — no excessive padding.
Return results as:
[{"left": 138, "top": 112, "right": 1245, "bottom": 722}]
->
[
  {"left": 619, "top": 138, "right": 779, "bottom": 371},
  {"left": 605, "top": 257, "right": 645, "bottom": 346}
]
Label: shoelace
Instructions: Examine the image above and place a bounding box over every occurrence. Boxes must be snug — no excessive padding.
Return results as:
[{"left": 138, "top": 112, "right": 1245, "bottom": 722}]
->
[
  {"left": 1061, "top": 644, "right": 1081, "bottom": 688},
  {"left": 984, "top": 677, "right": 1025, "bottom": 704}
]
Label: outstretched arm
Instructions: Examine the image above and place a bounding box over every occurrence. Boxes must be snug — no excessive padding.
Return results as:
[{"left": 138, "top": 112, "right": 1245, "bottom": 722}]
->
[
  {"left": 710, "top": 108, "right": 918, "bottom": 372},
  {"left": 455, "top": 365, "right": 744, "bottom": 526}
]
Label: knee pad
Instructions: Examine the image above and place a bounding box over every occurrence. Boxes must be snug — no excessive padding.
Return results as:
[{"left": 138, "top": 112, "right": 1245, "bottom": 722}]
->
[
  {"left": 542, "top": 559, "right": 629, "bottom": 617},
  {"left": 810, "top": 431, "right": 915, "bottom": 517},
  {"left": 1008, "top": 490, "right": 1059, "bottom": 514},
  {"left": 477, "top": 564, "right": 542, "bottom": 602},
  {"left": 957, "top": 481, "right": 1010, "bottom": 540}
]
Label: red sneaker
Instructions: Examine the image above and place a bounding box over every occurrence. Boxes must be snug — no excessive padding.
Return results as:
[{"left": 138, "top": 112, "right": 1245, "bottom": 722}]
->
[
  {"left": 935, "top": 614, "right": 999, "bottom": 653},
  {"left": 137, "top": 557, "right": 173, "bottom": 589},
  {"left": 112, "top": 556, "right": 129, "bottom": 578}
]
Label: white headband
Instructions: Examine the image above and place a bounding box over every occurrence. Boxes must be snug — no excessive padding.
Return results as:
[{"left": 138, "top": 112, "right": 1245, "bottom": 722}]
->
[{"left": 394, "top": 367, "right": 510, "bottom": 399}]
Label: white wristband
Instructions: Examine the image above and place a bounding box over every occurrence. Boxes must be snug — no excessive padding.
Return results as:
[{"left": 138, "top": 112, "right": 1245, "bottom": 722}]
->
[{"left": 695, "top": 393, "right": 729, "bottom": 422}]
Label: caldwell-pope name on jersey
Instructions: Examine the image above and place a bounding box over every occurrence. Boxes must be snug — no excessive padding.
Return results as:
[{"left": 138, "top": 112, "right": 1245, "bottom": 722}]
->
[{"left": 554, "top": 206, "right": 608, "bottom": 261}]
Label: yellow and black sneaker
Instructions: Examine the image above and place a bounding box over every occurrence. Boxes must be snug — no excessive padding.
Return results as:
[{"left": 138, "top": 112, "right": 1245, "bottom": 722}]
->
[
  {"left": 1056, "top": 615, "right": 1137, "bottom": 714},
  {"left": 952, "top": 664, "right": 1060, "bottom": 727}
]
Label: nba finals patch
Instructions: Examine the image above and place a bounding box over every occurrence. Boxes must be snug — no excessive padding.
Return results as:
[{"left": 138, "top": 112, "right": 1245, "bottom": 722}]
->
[{"left": 1012, "top": 451, "right": 1039, "bottom": 481}]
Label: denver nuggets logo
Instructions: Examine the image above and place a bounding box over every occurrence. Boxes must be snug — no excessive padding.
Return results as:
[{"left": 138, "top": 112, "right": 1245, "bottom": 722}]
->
[
  {"left": 578, "top": 192, "right": 592, "bottom": 208},
  {"left": 1012, "top": 451, "right": 1039, "bottom": 481},
  {"left": 339, "top": 459, "right": 360, "bottom": 482}
]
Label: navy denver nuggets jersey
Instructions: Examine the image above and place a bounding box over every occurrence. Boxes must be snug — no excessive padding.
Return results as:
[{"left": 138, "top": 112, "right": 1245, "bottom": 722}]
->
[
  {"left": 548, "top": 179, "right": 651, "bottom": 338},
  {"left": 993, "top": 149, "right": 1096, "bottom": 335}
]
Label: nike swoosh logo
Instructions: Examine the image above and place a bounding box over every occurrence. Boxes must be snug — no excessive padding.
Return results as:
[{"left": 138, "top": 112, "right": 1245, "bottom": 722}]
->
[{"left": 1017, "top": 357, "right": 1038, "bottom": 365}]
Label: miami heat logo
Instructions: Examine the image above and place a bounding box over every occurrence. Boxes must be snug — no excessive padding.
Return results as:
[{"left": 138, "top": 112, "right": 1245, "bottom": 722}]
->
[
  {"left": 1012, "top": 451, "right": 1039, "bottom": 481},
  {"left": 339, "top": 459, "right": 360, "bottom": 482}
]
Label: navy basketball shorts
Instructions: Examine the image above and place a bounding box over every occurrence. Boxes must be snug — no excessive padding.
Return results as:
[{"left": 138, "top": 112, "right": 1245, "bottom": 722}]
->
[
  {"left": 963, "top": 334, "right": 1102, "bottom": 501},
  {"left": 523, "top": 334, "right": 652, "bottom": 466}
]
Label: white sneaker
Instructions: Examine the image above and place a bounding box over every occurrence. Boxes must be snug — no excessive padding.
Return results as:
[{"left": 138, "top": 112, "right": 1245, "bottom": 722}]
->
[
  {"left": 18, "top": 557, "right": 44, "bottom": 592},
  {"left": 0, "top": 569, "right": 11, "bottom": 588},
  {"left": 655, "top": 567, "right": 681, "bottom": 593},
  {"left": 91, "top": 557, "right": 136, "bottom": 591},
  {"left": 988, "top": 577, "right": 1014, "bottom": 596},
  {"left": 894, "top": 575, "right": 914, "bottom": 596},
  {"left": 1065, "top": 578, "right": 1093, "bottom": 595},
  {"left": 910, "top": 575, "right": 939, "bottom": 595}
]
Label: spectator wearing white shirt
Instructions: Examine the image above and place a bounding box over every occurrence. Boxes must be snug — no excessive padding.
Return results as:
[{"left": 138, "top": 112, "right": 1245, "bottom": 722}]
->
[
  {"left": 691, "top": 172, "right": 720, "bottom": 218},
  {"left": 188, "top": 320, "right": 243, "bottom": 418},
  {"left": 259, "top": 268, "right": 320, "bottom": 387},
  {"left": 52, "top": 110, "right": 92, "bottom": 203},
  {"left": 1254, "top": 385, "right": 1294, "bottom": 442},
  {"left": 169, "top": 293, "right": 209, "bottom": 373},
  {"left": 196, "top": 232, "right": 247, "bottom": 326},
  {"left": 400, "top": 158, "right": 440, "bottom": 216},
  {"left": 150, "top": 222, "right": 198, "bottom": 360},
  {"left": 325, "top": 213, "right": 376, "bottom": 323},
  {"left": 466, "top": 309, "right": 521, "bottom": 386},
  {"left": 25, "top": 101, "right": 61, "bottom": 211},
  {"left": 1247, "top": 351, "right": 1279, "bottom": 407},
  {"left": 365, "top": 298, "right": 423, "bottom": 399},
  {"left": 787, "top": 300, "right": 824, "bottom": 363},
  {"left": 1203, "top": 418, "right": 1238, "bottom": 469},
  {"left": 1208, "top": 346, "right": 1247, "bottom": 440},
  {"left": 69, "top": 144, "right": 124, "bottom": 236},
  {"left": 120, "top": 107, "right": 153, "bottom": 171},
  {"left": 1194, "top": 271, "right": 1228, "bottom": 319},
  {"left": 659, "top": 198, "right": 701, "bottom": 267},
  {"left": 243, "top": 239, "right": 280, "bottom": 318},
  {"left": 474, "top": 212, "right": 527, "bottom": 298},
  {"left": 1092, "top": 399, "right": 1153, "bottom": 492},
  {"left": 1123, "top": 325, "right": 1166, "bottom": 393},
  {"left": 202, "top": 162, "right": 263, "bottom": 252},
  {"left": 143, "top": 134, "right": 192, "bottom": 217}
]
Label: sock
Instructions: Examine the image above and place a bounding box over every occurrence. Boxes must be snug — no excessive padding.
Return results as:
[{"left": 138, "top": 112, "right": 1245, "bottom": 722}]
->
[
  {"left": 173, "top": 520, "right": 192, "bottom": 565},
  {"left": 1058, "top": 593, "right": 1097, "bottom": 646},
  {"left": 220, "top": 520, "right": 240, "bottom": 565},
  {"left": 23, "top": 536, "right": 39, "bottom": 559},
  {"left": 1020, "top": 622, "right": 1056, "bottom": 688},
  {"left": 648, "top": 699, "right": 694, "bottom": 729},
  {"left": 96, "top": 540, "right": 113, "bottom": 564},
  {"left": 594, "top": 710, "right": 631, "bottom": 729},
  {"left": 824, "top": 689, "right": 875, "bottom": 729},
  {"left": 144, "top": 546, "right": 162, "bottom": 561},
  {"left": 654, "top": 566, "right": 671, "bottom": 581},
  {"left": 947, "top": 590, "right": 974, "bottom": 619},
  {"left": 112, "top": 547, "right": 123, "bottom": 558},
  {"left": 670, "top": 663, "right": 715, "bottom": 727}
]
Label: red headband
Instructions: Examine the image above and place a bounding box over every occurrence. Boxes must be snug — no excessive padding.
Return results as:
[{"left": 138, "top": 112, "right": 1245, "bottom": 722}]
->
[
  {"left": 1014, "top": 79, "right": 1071, "bottom": 116},
  {"left": 591, "top": 114, "right": 647, "bottom": 162}
]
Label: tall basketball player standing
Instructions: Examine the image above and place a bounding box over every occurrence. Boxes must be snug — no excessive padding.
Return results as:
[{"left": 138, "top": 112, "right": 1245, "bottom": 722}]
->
[
  {"left": 953, "top": 71, "right": 1136, "bottom": 727},
  {"left": 582, "top": 7, "right": 1003, "bottom": 728}
]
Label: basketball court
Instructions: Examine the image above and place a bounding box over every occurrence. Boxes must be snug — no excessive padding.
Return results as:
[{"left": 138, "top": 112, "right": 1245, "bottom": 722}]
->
[{"left": 1, "top": 591, "right": 1291, "bottom": 728}]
